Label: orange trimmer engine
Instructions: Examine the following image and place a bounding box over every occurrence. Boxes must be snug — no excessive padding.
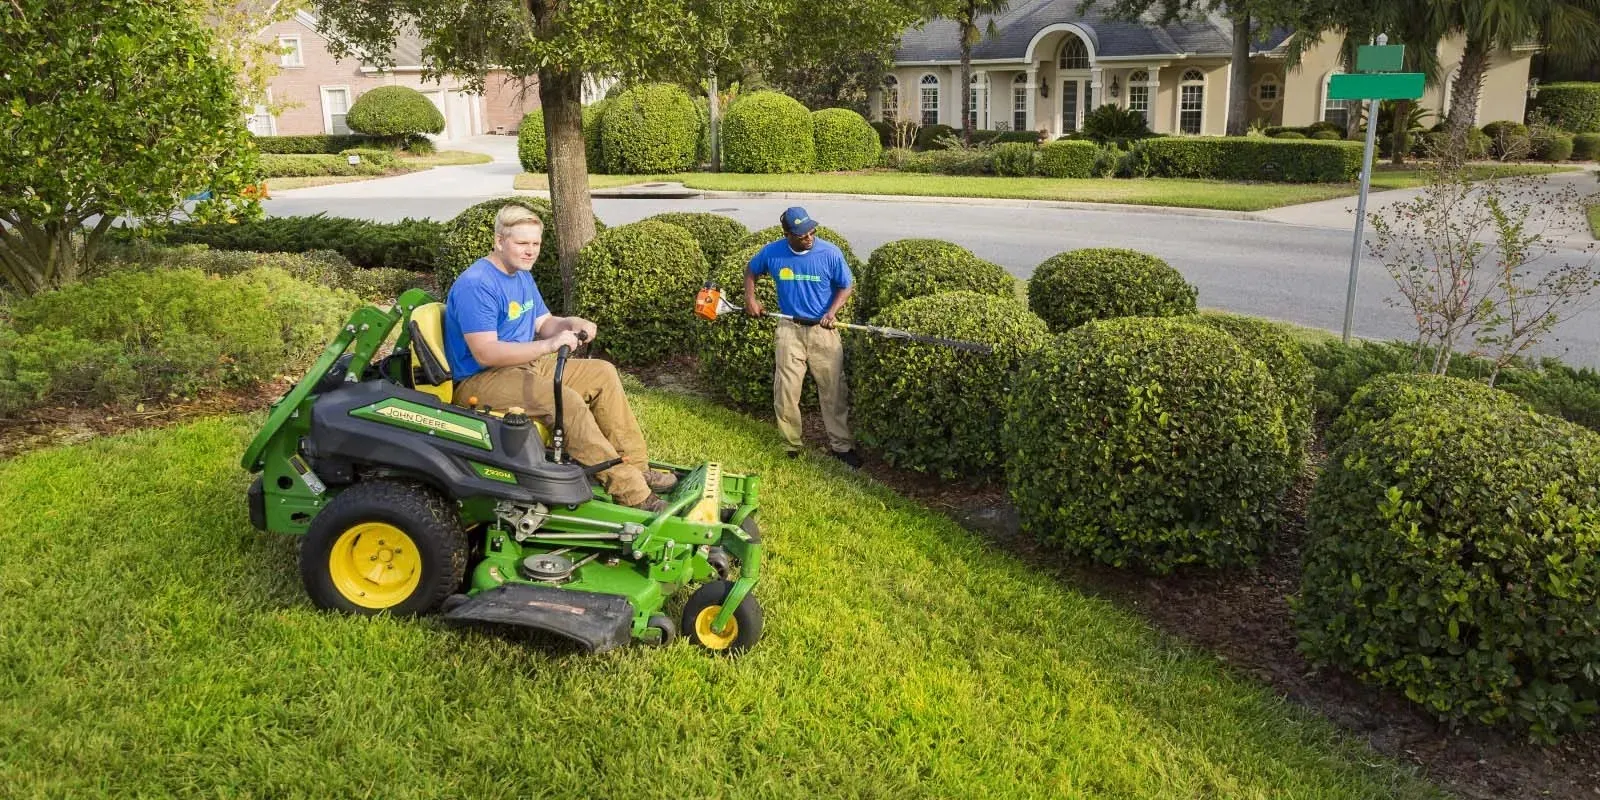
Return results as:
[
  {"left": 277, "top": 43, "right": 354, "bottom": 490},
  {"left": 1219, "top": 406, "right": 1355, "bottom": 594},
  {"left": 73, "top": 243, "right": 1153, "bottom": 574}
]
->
[{"left": 694, "top": 284, "right": 728, "bottom": 321}]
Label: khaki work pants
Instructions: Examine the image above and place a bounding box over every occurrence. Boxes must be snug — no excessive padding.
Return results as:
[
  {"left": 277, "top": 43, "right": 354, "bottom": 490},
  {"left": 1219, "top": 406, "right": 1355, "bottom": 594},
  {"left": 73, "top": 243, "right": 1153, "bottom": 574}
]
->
[
  {"left": 456, "top": 357, "right": 651, "bottom": 505},
  {"left": 774, "top": 318, "right": 853, "bottom": 453}
]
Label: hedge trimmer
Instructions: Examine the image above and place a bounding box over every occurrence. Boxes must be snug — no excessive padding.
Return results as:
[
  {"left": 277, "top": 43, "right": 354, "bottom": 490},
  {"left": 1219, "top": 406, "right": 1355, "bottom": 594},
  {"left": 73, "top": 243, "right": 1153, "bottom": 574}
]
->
[{"left": 693, "top": 284, "right": 994, "bottom": 354}]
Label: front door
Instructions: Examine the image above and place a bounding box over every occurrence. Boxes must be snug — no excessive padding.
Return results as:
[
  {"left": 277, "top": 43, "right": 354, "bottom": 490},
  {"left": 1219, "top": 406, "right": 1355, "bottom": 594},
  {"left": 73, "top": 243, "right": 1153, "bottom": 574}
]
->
[{"left": 1059, "top": 77, "right": 1091, "bottom": 133}]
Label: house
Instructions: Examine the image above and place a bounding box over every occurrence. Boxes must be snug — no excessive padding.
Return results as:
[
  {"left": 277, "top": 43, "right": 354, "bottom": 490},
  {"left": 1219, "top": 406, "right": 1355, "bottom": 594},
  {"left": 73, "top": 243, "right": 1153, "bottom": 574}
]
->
[
  {"left": 250, "top": 9, "right": 542, "bottom": 142},
  {"left": 873, "top": 0, "right": 1537, "bottom": 139}
]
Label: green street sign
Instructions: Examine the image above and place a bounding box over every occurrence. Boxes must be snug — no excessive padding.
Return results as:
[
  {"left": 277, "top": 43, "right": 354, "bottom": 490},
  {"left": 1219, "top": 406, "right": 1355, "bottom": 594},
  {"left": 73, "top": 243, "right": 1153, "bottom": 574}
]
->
[
  {"left": 1356, "top": 44, "right": 1405, "bottom": 73},
  {"left": 1327, "top": 72, "right": 1424, "bottom": 101}
]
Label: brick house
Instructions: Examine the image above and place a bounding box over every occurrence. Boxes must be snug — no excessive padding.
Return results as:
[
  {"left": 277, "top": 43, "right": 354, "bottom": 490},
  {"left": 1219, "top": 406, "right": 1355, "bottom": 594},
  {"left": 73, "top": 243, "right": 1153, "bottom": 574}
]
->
[
  {"left": 250, "top": 10, "right": 541, "bottom": 142},
  {"left": 874, "top": 1, "right": 1536, "bottom": 139}
]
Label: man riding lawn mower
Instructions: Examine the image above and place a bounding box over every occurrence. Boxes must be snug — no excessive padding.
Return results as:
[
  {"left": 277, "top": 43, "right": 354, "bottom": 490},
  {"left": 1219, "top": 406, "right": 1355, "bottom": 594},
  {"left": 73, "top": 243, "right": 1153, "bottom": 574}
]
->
[{"left": 241, "top": 208, "right": 764, "bottom": 654}]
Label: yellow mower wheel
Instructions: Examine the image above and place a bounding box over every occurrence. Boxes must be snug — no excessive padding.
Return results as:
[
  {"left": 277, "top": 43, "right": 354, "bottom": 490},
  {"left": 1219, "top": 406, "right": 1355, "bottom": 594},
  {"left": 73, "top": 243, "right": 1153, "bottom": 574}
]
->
[
  {"left": 327, "top": 523, "right": 422, "bottom": 609},
  {"left": 682, "top": 580, "right": 763, "bottom": 653},
  {"left": 301, "top": 481, "right": 467, "bottom": 616}
]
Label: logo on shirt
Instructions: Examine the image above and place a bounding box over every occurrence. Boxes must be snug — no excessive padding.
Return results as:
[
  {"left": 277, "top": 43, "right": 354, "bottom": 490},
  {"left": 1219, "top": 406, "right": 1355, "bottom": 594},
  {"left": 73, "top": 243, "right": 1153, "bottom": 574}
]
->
[
  {"left": 508, "top": 301, "right": 527, "bottom": 320},
  {"left": 777, "top": 267, "right": 822, "bottom": 283}
]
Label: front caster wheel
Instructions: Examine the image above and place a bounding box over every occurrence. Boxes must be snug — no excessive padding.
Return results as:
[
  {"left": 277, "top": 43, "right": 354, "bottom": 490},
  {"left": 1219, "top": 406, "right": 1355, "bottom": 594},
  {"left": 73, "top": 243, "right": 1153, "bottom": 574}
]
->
[{"left": 682, "top": 580, "right": 763, "bottom": 654}]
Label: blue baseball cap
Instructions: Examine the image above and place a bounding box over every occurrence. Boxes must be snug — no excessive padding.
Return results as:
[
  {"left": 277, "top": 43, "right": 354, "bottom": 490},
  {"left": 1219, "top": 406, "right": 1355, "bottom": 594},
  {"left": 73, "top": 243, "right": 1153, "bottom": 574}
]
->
[{"left": 780, "top": 206, "right": 818, "bottom": 236}]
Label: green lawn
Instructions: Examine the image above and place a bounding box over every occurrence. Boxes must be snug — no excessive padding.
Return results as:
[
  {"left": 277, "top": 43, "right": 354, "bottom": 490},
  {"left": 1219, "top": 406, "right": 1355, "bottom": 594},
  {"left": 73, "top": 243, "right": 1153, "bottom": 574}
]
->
[
  {"left": 513, "top": 164, "right": 1575, "bottom": 211},
  {"left": 402, "top": 149, "right": 494, "bottom": 167},
  {"left": 0, "top": 393, "right": 1441, "bottom": 798},
  {"left": 266, "top": 150, "right": 492, "bottom": 192},
  {"left": 1366, "top": 163, "right": 1573, "bottom": 190},
  {"left": 1588, "top": 204, "right": 1600, "bottom": 240}
]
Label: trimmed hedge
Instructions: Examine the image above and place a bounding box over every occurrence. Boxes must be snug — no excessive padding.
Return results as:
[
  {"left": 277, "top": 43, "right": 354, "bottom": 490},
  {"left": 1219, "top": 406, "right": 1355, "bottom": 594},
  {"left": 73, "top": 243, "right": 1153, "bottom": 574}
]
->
[
  {"left": 851, "top": 292, "right": 1050, "bottom": 477},
  {"left": 253, "top": 134, "right": 377, "bottom": 154},
  {"left": 722, "top": 91, "right": 815, "bottom": 174},
  {"left": 1297, "top": 378, "right": 1600, "bottom": 738},
  {"left": 572, "top": 220, "right": 706, "bottom": 366},
  {"left": 345, "top": 86, "right": 445, "bottom": 140},
  {"left": 915, "top": 124, "right": 959, "bottom": 149},
  {"left": 138, "top": 214, "right": 443, "bottom": 271},
  {"left": 1574, "top": 132, "right": 1600, "bottom": 161},
  {"left": 259, "top": 154, "right": 387, "bottom": 178},
  {"left": 990, "top": 142, "right": 1036, "bottom": 176},
  {"left": 97, "top": 243, "right": 432, "bottom": 303},
  {"left": 811, "top": 108, "right": 881, "bottom": 171},
  {"left": 1138, "top": 137, "right": 1363, "bottom": 182},
  {"left": 518, "top": 109, "right": 546, "bottom": 172},
  {"left": 0, "top": 267, "right": 359, "bottom": 417},
  {"left": 1532, "top": 82, "right": 1600, "bottom": 133},
  {"left": 1271, "top": 131, "right": 1307, "bottom": 140},
  {"left": 1192, "top": 312, "right": 1314, "bottom": 467},
  {"left": 1037, "top": 140, "right": 1097, "bottom": 178},
  {"left": 583, "top": 100, "right": 609, "bottom": 173},
  {"left": 645, "top": 212, "right": 750, "bottom": 271},
  {"left": 1005, "top": 317, "right": 1295, "bottom": 573},
  {"left": 436, "top": 197, "right": 606, "bottom": 310},
  {"left": 1027, "top": 248, "right": 1196, "bottom": 332},
  {"left": 1535, "top": 132, "right": 1575, "bottom": 162},
  {"left": 600, "top": 83, "right": 699, "bottom": 174},
  {"left": 858, "top": 239, "right": 1013, "bottom": 321},
  {"left": 1322, "top": 372, "right": 1527, "bottom": 452},
  {"left": 339, "top": 148, "right": 398, "bottom": 169}
]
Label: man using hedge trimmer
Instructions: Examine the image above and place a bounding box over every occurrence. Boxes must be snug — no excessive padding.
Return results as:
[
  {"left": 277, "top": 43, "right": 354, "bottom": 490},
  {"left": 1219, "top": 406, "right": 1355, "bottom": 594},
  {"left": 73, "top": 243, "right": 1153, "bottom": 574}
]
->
[{"left": 695, "top": 207, "right": 992, "bottom": 465}]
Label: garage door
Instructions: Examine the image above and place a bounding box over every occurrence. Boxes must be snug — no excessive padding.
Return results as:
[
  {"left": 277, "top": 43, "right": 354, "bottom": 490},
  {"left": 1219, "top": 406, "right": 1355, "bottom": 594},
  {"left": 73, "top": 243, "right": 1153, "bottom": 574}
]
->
[{"left": 424, "top": 89, "right": 482, "bottom": 143}]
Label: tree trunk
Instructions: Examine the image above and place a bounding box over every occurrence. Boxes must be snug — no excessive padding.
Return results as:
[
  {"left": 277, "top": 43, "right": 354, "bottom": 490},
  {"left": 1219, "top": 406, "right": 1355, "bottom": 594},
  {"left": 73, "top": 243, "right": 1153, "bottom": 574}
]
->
[
  {"left": 539, "top": 68, "right": 596, "bottom": 314},
  {"left": 1447, "top": 35, "right": 1492, "bottom": 149},
  {"left": 960, "top": 14, "right": 973, "bottom": 146},
  {"left": 708, "top": 73, "right": 721, "bottom": 172},
  {"left": 1390, "top": 99, "right": 1411, "bottom": 165},
  {"left": 1227, "top": 12, "right": 1251, "bottom": 136}
]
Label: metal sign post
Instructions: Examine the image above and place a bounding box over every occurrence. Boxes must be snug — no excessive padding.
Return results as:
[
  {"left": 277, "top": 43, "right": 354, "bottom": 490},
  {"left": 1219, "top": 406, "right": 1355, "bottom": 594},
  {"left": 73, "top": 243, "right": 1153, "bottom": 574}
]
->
[{"left": 1327, "top": 50, "right": 1424, "bottom": 344}]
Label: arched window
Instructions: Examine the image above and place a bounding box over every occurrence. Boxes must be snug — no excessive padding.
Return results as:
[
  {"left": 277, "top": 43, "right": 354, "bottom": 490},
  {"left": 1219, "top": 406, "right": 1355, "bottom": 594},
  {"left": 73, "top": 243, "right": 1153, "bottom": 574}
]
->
[
  {"left": 1321, "top": 69, "right": 1357, "bottom": 131},
  {"left": 1127, "top": 69, "right": 1150, "bottom": 123},
  {"left": 881, "top": 75, "right": 899, "bottom": 123},
  {"left": 1179, "top": 69, "right": 1205, "bottom": 134},
  {"left": 1058, "top": 37, "right": 1089, "bottom": 70},
  {"left": 1012, "top": 73, "right": 1027, "bottom": 132},
  {"left": 920, "top": 73, "right": 940, "bottom": 126}
]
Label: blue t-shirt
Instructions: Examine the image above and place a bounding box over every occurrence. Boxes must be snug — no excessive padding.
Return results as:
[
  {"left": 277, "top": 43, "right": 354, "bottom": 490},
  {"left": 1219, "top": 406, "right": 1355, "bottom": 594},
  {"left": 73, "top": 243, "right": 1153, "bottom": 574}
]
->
[
  {"left": 747, "top": 239, "right": 853, "bottom": 320},
  {"left": 444, "top": 258, "right": 550, "bottom": 383}
]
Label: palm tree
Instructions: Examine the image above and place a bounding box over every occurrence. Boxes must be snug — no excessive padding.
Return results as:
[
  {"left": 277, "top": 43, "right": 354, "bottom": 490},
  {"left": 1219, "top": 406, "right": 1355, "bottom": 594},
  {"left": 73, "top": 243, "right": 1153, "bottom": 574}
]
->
[
  {"left": 1444, "top": 0, "right": 1600, "bottom": 143},
  {"left": 953, "top": 0, "right": 1009, "bottom": 145}
]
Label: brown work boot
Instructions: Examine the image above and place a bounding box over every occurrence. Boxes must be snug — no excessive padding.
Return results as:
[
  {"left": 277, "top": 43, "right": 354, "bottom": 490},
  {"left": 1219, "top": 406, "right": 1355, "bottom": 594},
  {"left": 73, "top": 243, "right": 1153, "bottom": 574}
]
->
[
  {"left": 642, "top": 469, "right": 679, "bottom": 493},
  {"left": 631, "top": 493, "right": 666, "bottom": 513}
]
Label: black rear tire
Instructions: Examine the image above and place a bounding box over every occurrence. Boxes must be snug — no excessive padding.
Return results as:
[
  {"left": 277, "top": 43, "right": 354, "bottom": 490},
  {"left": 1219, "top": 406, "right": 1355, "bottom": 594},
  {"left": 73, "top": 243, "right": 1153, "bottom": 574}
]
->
[{"left": 301, "top": 481, "right": 467, "bottom": 616}]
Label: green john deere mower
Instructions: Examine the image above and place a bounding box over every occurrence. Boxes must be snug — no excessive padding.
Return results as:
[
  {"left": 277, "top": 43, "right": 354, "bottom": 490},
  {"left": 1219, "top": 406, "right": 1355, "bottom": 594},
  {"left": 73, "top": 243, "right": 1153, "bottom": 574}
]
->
[{"left": 242, "top": 289, "right": 764, "bottom": 653}]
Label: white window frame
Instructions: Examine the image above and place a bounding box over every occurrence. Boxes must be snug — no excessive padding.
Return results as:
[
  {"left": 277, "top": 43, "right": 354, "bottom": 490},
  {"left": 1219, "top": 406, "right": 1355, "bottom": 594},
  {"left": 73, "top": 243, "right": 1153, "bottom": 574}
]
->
[
  {"left": 321, "top": 85, "right": 352, "bottom": 135},
  {"left": 1320, "top": 69, "right": 1358, "bottom": 131},
  {"left": 919, "top": 73, "right": 940, "bottom": 127},
  {"left": 882, "top": 75, "right": 899, "bottom": 123},
  {"left": 969, "top": 75, "right": 980, "bottom": 130},
  {"left": 278, "top": 35, "right": 303, "bottom": 68},
  {"left": 1178, "top": 68, "right": 1206, "bottom": 135},
  {"left": 1127, "top": 69, "right": 1151, "bottom": 125},
  {"left": 1058, "top": 37, "right": 1090, "bottom": 70},
  {"left": 1012, "top": 73, "right": 1028, "bottom": 132},
  {"left": 246, "top": 87, "right": 276, "bottom": 136}
]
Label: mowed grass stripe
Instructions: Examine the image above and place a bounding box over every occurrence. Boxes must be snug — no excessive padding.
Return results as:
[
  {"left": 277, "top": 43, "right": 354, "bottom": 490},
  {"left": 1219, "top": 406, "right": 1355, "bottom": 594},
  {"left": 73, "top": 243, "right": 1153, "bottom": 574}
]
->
[{"left": 0, "top": 392, "right": 1438, "bottom": 799}]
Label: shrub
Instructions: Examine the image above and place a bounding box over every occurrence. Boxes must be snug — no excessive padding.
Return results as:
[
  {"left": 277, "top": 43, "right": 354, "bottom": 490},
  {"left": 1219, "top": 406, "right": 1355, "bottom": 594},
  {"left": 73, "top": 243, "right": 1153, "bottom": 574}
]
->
[
  {"left": 1005, "top": 317, "right": 1295, "bottom": 573},
  {"left": 94, "top": 243, "right": 429, "bottom": 302},
  {"left": 1531, "top": 82, "right": 1600, "bottom": 133},
  {"left": 1322, "top": 372, "right": 1527, "bottom": 451},
  {"left": 858, "top": 239, "right": 1013, "bottom": 321},
  {"left": 1572, "top": 132, "right": 1600, "bottom": 161},
  {"left": 436, "top": 197, "right": 606, "bottom": 309},
  {"left": 600, "top": 83, "right": 699, "bottom": 174},
  {"left": 1081, "top": 104, "right": 1151, "bottom": 146},
  {"left": 1534, "top": 132, "right": 1575, "bottom": 162},
  {"left": 869, "top": 120, "right": 895, "bottom": 148},
  {"left": 722, "top": 91, "right": 815, "bottom": 174},
  {"left": 572, "top": 220, "right": 706, "bottom": 365},
  {"left": 339, "top": 148, "right": 399, "bottom": 169},
  {"left": 919, "top": 148, "right": 991, "bottom": 175},
  {"left": 403, "top": 136, "right": 435, "bottom": 155},
  {"left": 696, "top": 244, "right": 802, "bottom": 408},
  {"left": 141, "top": 214, "right": 443, "bottom": 271},
  {"left": 1139, "top": 137, "right": 1363, "bottom": 182},
  {"left": 345, "top": 86, "right": 445, "bottom": 142},
  {"left": 518, "top": 109, "right": 546, "bottom": 172},
  {"left": 1036, "top": 140, "right": 1097, "bottom": 178},
  {"left": 811, "top": 108, "right": 881, "bottom": 171},
  {"left": 1271, "top": 131, "right": 1307, "bottom": 140},
  {"left": 253, "top": 134, "right": 377, "bottom": 154},
  {"left": 915, "top": 124, "right": 958, "bottom": 150},
  {"left": 990, "top": 142, "right": 1036, "bottom": 176},
  {"left": 583, "top": 100, "right": 609, "bottom": 173},
  {"left": 0, "top": 267, "right": 358, "bottom": 416},
  {"left": 1027, "top": 248, "right": 1196, "bottom": 332},
  {"left": 1297, "top": 384, "right": 1600, "bottom": 738},
  {"left": 1482, "top": 120, "right": 1532, "bottom": 159},
  {"left": 645, "top": 212, "right": 749, "bottom": 272},
  {"left": 851, "top": 292, "right": 1050, "bottom": 477},
  {"left": 259, "top": 153, "right": 387, "bottom": 178},
  {"left": 1265, "top": 126, "right": 1311, "bottom": 137},
  {"left": 1192, "top": 313, "right": 1314, "bottom": 466}
]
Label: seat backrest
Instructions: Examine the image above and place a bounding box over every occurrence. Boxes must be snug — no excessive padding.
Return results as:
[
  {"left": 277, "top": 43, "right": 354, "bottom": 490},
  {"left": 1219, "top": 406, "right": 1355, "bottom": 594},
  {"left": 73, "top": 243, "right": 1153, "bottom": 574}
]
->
[{"left": 408, "top": 302, "right": 454, "bottom": 404}]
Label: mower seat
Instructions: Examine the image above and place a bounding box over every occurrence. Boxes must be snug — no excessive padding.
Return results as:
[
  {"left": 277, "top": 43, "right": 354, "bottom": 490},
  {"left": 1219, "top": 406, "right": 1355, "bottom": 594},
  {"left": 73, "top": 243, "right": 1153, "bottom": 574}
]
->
[{"left": 407, "top": 302, "right": 553, "bottom": 445}]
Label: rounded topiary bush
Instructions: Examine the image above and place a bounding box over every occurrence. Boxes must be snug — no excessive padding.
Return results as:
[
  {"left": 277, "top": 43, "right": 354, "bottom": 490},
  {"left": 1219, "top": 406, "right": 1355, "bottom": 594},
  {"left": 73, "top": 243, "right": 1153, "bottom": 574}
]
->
[
  {"left": 583, "top": 99, "right": 609, "bottom": 173},
  {"left": 1310, "top": 130, "right": 1342, "bottom": 141},
  {"left": 811, "top": 108, "right": 881, "bottom": 171},
  {"left": 572, "top": 220, "right": 706, "bottom": 366},
  {"left": 517, "top": 109, "right": 546, "bottom": 172},
  {"left": 1190, "top": 313, "right": 1314, "bottom": 467},
  {"left": 1535, "top": 132, "right": 1576, "bottom": 162},
  {"left": 1004, "top": 316, "right": 1294, "bottom": 573},
  {"left": 646, "top": 212, "right": 749, "bottom": 271},
  {"left": 1573, "top": 132, "right": 1600, "bottom": 161},
  {"left": 599, "top": 83, "right": 699, "bottom": 174},
  {"left": 721, "top": 91, "right": 815, "bottom": 174},
  {"left": 858, "top": 239, "right": 1014, "bottom": 321},
  {"left": 1296, "top": 383, "right": 1600, "bottom": 738},
  {"left": 1027, "top": 248, "right": 1197, "bottom": 332},
  {"left": 435, "top": 196, "right": 606, "bottom": 311},
  {"left": 344, "top": 86, "right": 444, "bottom": 142},
  {"left": 1272, "top": 131, "right": 1308, "bottom": 140},
  {"left": 852, "top": 291, "right": 1049, "bottom": 477},
  {"left": 1325, "top": 372, "right": 1529, "bottom": 452},
  {"left": 1482, "top": 120, "right": 1531, "bottom": 158}
]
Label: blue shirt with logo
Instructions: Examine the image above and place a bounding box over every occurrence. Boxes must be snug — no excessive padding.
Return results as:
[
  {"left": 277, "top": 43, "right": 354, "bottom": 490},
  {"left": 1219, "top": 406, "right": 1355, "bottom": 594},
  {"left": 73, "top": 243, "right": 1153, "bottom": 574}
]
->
[
  {"left": 747, "top": 239, "right": 853, "bottom": 320},
  {"left": 444, "top": 258, "right": 550, "bottom": 383}
]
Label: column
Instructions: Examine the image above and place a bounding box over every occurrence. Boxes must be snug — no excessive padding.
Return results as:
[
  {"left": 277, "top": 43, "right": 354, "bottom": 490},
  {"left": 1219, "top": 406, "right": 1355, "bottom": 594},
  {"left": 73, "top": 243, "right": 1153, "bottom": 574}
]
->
[
  {"left": 1144, "top": 65, "right": 1162, "bottom": 129},
  {"left": 974, "top": 69, "right": 989, "bottom": 130},
  {"left": 1024, "top": 68, "right": 1037, "bottom": 137},
  {"left": 1089, "top": 66, "right": 1104, "bottom": 115}
]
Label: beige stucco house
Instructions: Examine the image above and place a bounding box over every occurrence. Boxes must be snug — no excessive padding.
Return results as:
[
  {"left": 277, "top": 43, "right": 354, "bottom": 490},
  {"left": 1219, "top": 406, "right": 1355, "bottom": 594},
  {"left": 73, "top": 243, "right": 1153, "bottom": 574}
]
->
[{"left": 873, "top": 0, "right": 1538, "bottom": 139}]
